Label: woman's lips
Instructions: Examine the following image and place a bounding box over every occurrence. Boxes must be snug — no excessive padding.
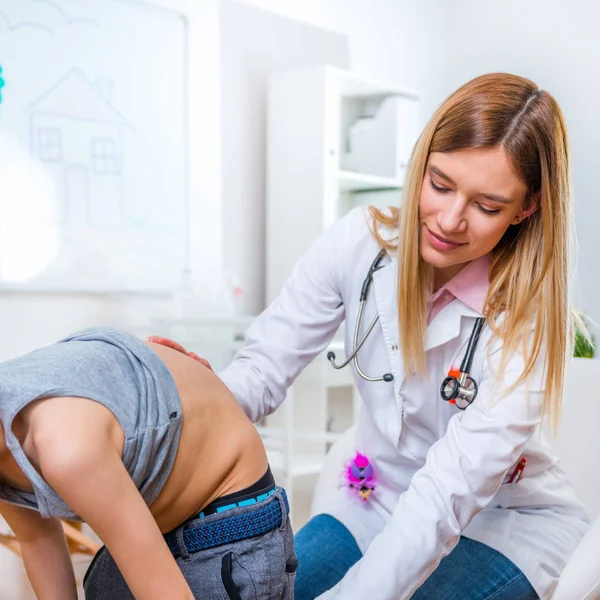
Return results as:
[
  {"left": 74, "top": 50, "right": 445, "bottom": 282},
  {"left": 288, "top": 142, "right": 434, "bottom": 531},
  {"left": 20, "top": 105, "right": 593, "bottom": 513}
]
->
[{"left": 425, "top": 227, "right": 465, "bottom": 251}]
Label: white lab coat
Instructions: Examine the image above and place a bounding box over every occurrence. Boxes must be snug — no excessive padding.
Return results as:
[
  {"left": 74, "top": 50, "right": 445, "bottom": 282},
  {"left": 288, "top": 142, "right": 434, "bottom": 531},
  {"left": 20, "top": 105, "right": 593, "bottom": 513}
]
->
[{"left": 219, "top": 206, "right": 589, "bottom": 600}]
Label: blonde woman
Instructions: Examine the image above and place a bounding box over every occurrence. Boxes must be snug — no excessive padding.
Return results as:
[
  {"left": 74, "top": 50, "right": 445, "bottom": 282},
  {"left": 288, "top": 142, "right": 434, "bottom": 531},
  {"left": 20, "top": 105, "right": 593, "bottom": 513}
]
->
[{"left": 152, "top": 73, "right": 589, "bottom": 600}]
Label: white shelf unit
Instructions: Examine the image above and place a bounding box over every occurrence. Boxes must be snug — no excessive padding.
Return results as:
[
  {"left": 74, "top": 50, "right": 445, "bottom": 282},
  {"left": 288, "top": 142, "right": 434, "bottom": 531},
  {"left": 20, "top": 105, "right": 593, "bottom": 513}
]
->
[
  {"left": 337, "top": 169, "right": 404, "bottom": 192},
  {"left": 266, "top": 65, "right": 419, "bottom": 304},
  {"left": 264, "top": 66, "right": 420, "bottom": 520}
]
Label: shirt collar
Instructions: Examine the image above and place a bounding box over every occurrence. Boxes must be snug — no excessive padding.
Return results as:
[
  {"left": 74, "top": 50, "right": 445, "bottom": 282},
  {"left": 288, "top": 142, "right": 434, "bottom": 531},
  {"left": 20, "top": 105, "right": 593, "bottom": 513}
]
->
[{"left": 430, "top": 254, "right": 490, "bottom": 316}]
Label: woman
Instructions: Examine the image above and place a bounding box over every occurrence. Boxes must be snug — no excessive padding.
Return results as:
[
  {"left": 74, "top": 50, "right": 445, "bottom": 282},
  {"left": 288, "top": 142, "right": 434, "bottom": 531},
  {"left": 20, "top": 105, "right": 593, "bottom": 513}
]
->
[
  {"left": 0, "top": 328, "right": 296, "bottom": 599},
  {"left": 152, "top": 73, "right": 589, "bottom": 599}
]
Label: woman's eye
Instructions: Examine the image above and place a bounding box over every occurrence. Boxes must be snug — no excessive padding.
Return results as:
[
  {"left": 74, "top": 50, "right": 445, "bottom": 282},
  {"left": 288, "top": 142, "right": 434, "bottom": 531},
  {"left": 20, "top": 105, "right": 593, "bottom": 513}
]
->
[
  {"left": 476, "top": 204, "right": 501, "bottom": 215},
  {"left": 429, "top": 178, "right": 450, "bottom": 194},
  {"left": 428, "top": 177, "right": 500, "bottom": 215}
]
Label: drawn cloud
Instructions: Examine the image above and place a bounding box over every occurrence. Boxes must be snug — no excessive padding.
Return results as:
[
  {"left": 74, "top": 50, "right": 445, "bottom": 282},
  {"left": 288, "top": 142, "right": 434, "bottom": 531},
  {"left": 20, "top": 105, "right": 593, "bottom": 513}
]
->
[{"left": 0, "top": 0, "right": 99, "bottom": 36}]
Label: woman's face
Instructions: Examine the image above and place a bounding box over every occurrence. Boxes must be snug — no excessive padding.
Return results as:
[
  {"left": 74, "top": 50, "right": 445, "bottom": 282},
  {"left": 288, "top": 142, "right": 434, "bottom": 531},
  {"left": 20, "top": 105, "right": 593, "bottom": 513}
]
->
[{"left": 419, "top": 146, "right": 533, "bottom": 289}]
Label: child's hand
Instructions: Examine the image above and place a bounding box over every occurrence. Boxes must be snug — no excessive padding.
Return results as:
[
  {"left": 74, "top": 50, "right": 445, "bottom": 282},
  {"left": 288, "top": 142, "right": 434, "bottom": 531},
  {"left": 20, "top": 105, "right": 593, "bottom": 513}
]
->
[{"left": 146, "top": 336, "right": 213, "bottom": 371}]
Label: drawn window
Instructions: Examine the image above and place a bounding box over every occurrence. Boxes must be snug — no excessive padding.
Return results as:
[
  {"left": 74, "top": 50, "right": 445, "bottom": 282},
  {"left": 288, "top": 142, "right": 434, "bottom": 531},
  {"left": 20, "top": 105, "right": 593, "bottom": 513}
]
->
[
  {"left": 38, "top": 128, "right": 62, "bottom": 162},
  {"left": 92, "top": 138, "right": 119, "bottom": 174}
]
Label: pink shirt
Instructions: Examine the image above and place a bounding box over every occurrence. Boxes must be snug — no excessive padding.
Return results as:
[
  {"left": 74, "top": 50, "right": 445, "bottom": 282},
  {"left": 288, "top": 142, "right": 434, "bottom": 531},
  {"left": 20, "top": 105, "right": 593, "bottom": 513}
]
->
[{"left": 427, "top": 255, "right": 490, "bottom": 325}]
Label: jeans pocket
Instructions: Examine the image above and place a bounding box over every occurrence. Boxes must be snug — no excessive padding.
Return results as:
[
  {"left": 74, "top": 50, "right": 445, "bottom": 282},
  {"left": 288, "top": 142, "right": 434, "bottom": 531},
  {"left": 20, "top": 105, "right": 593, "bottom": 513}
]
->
[
  {"left": 283, "top": 553, "right": 298, "bottom": 598},
  {"left": 221, "top": 551, "right": 257, "bottom": 600},
  {"left": 285, "top": 556, "right": 298, "bottom": 574},
  {"left": 221, "top": 552, "right": 242, "bottom": 600}
]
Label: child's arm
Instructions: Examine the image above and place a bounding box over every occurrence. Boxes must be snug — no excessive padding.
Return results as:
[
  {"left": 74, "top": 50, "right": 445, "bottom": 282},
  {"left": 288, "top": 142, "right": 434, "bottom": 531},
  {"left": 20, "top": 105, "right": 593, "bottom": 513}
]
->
[
  {"left": 0, "top": 500, "right": 78, "bottom": 600},
  {"left": 32, "top": 401, "right": 195, "bottom": 600}
]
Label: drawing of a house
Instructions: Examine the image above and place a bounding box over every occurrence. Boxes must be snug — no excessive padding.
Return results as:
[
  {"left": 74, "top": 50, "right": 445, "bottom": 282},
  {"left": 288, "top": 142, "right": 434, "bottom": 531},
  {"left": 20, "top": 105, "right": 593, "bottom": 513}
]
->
[{"left": 26, "top": 68, "right": 131, "bottom": 228}]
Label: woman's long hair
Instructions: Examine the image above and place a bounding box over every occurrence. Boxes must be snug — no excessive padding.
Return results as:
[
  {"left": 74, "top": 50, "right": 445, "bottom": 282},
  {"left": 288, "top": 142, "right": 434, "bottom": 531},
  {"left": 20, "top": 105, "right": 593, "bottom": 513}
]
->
[{"left": 371, "top": 73, "right": 572, "bottom": 428}]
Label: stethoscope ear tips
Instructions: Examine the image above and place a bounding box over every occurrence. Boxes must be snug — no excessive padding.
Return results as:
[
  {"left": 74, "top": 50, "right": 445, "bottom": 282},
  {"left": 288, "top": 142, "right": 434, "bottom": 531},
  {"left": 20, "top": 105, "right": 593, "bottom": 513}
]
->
[
  {"left": 327, "top": 351, "right": 336, "bottom": 361},
  {"left": 383, "top": 373, "right": 394, "bottom": 382}
]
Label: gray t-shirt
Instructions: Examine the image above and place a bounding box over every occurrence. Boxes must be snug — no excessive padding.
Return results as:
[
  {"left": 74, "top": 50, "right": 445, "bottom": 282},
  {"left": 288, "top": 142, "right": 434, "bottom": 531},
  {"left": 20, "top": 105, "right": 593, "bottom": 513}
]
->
[{"left": 0, "top": 327, "right": 182, "bottom": 520}]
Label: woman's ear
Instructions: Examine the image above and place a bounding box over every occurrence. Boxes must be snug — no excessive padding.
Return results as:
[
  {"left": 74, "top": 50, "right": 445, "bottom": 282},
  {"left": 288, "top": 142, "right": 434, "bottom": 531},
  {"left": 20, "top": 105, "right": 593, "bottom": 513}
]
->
[{"left": 512, "top": 191, "right": 540, "bottom": 225}]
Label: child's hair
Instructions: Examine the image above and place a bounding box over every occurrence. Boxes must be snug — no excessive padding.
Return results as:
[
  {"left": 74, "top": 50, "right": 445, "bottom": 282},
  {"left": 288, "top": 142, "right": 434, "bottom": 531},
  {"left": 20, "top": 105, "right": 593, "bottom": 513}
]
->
[{"left": 371, "top": 73, "right": 572, "bottom": 428}]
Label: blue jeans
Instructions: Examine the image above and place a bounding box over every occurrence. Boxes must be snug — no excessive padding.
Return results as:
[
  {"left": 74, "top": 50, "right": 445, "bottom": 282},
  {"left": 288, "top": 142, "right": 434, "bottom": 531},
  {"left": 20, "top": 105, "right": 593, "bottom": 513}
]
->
[{"left": 294, "top": 514, "right": 539, "bottom": 600}]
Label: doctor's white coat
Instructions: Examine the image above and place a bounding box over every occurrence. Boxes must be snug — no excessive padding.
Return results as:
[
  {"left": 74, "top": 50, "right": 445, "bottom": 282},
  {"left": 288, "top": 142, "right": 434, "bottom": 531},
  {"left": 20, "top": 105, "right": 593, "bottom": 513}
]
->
[{"left": 220, "top": 207, "right": 588, "bottom": 600}]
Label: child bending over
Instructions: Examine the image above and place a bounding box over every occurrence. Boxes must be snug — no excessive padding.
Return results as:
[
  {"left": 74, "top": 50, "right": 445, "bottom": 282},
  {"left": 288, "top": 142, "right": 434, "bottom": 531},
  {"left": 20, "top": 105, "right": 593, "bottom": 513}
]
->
[{"left": 0, "top": 328, "right": 296, "bottom": 599}]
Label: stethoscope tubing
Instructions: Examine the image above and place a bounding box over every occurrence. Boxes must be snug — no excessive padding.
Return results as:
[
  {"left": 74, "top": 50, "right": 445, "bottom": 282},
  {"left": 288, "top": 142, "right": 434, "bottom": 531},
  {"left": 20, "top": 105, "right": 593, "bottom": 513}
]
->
[
  {"left": 328, "top": 249, "right": 393, "bottom": 382},
  {"left": 328, "top": 249, "right": 485, "bottom": 398}
]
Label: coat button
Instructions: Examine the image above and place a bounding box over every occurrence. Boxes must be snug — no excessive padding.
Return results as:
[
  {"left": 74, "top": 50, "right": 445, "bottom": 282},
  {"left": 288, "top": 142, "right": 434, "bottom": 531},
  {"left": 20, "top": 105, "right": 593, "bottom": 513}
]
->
[{"left": 391, "top": 344, "right": 398, "bottom": 351}]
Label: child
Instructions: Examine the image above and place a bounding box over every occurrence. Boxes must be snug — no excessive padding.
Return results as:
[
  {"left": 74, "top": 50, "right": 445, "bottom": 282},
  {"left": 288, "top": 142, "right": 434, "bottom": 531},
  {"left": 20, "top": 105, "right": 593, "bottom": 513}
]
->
[{"left": 0, "top": 327, "right": 296, "bottom": 599}]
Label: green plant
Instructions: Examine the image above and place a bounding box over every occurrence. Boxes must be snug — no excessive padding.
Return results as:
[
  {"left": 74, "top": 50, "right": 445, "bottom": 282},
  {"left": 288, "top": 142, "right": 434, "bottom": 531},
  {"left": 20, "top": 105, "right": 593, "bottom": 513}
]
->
[{"left": 573, "top": 311, "right": 596, "bottom": 358}]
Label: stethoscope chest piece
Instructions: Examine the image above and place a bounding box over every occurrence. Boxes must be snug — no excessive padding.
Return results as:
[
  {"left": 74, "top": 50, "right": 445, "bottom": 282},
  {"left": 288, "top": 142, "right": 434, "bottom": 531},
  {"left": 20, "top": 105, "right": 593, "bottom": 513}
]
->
[
  {"left": 439, "top": 316, "right": 485, "bottom": 410},
  {"left": 440, "top": 374, "right": 478, "bottom": 410}
]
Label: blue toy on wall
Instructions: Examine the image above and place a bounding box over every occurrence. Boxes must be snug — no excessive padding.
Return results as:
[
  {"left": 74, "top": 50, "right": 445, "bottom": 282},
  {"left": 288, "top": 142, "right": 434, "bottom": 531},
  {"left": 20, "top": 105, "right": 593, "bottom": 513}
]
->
[{"left": 0, "top": 65, "right": 5, "bottom": 104}]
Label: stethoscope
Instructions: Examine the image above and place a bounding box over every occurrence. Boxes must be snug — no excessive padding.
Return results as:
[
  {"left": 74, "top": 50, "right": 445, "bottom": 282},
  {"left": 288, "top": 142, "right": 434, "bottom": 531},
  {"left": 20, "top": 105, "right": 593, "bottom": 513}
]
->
[
  {"left": 440, "top": 317, "right": 485, "bottom": 410},
  {"left": 327, "top": 249, "right": 486, "bottom": 410},
  {"left": 327, "top": 249, "right": 393, "bottom": 383}
]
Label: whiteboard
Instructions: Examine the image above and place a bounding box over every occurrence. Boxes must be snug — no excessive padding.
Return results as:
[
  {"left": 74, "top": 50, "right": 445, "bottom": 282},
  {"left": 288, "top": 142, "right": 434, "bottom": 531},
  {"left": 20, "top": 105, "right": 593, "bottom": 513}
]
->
[{"left": 0, "top": 0, "right": 188, "bottom": 293}]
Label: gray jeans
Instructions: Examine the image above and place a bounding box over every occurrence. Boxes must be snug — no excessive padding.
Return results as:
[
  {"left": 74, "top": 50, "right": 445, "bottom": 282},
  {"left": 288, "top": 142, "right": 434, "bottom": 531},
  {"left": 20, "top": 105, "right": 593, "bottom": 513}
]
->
[{"left": 83, "top": 488, "right": 296, "bottom": 599}]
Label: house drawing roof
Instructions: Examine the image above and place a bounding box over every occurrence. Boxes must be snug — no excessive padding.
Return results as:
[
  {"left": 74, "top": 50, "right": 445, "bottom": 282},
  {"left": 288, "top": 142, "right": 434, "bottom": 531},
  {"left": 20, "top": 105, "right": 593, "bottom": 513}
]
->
[{"left": 26, "top": 68, "right": 130, "bottom": 126}]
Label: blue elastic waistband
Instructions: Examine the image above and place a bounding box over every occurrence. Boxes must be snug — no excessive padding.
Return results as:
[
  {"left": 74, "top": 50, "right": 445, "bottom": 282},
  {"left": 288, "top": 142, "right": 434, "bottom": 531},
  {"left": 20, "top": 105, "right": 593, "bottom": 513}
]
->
[{"left": 199, "top": 471, "right": 276, "bottom": 517}]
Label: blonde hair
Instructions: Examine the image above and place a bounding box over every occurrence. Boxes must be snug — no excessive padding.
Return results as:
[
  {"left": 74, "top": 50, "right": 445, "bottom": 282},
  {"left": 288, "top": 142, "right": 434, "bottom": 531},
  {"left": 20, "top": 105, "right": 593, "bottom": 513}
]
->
[{"left": 371, "top": 73, "right": 572, "bottom": 428}]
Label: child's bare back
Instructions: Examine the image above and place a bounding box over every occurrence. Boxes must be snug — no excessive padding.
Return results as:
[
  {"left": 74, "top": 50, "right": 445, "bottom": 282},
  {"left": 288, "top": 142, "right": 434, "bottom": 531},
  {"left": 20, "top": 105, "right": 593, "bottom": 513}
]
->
[{"left": 145, "top": 340, "right": 268, "bottom": 532}]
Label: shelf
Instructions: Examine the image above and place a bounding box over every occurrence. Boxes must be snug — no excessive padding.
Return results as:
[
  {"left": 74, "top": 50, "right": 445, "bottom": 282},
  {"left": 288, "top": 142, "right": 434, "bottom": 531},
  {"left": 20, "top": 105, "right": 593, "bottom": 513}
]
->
[
  {"left": 337, "top": 170, "right": 403, "bottom": 193},
  {"left": 266, "top": 449, "right": 325, "bottom": 478},
  {"left": 323, "top": 367, "right": 355, "bottom": 388},
  {"left": 257, "top": 426, "right": 345, "bottom": 445},
  {"left": 326, "top": 66, "right": 419, "bottom": 100}
]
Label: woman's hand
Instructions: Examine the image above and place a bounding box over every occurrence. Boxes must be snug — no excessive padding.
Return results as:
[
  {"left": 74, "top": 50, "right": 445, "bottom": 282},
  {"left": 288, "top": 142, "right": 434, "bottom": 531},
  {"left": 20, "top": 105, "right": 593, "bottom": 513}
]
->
[{"left": 146, "top": 336, "right": 213, "bottom": 371}]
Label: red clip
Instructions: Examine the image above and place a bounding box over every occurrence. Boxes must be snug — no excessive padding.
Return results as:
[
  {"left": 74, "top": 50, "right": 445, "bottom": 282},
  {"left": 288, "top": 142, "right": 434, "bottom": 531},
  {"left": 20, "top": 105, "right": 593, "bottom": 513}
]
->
[
  {"left": 446, "top": 368, "right": 460, "bottom": 404},
  {"left": 508, "top": 458, "right": 527, "bottom": 488}
]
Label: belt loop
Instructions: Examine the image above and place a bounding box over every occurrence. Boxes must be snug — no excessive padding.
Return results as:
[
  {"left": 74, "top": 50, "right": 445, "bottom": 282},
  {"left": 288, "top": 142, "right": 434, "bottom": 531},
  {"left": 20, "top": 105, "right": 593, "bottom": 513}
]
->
[
  {"left": 274, "top": 487, "right": 290, "bottom": 531},
  {"left": 176, "top": 526, "right": 191, "bottom": 561}
]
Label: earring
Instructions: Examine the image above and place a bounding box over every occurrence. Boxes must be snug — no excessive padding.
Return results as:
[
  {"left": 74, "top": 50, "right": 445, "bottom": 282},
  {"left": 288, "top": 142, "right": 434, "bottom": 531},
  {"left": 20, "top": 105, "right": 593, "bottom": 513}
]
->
[{"left": 513, "top": 216, "right": 521, "bottom": 224}]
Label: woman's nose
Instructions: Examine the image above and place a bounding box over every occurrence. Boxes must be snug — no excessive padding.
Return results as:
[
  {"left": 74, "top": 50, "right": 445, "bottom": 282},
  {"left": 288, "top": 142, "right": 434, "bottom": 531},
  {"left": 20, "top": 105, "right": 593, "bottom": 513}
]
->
[{"left": 437, "top": 201, "right": 467, "bottom": 233}]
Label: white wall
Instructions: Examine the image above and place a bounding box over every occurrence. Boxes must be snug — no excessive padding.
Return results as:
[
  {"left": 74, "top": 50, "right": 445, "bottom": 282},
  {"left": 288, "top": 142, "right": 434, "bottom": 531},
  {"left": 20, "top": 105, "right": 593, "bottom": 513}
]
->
[
  {"left": 0, "top": 0, "right": 222, "bottom": 359},
  {"left": 225, "top": 0, "right": 453, "bottom": 315},
  {"left": 220, "top": 2, "right": 350, "bottom": 315},
  {"left": 235, "top": 0, "right": 452, "bottom": 120},
  {"left": 447, "top": 0, "right": 600, "bottom": 327}
]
